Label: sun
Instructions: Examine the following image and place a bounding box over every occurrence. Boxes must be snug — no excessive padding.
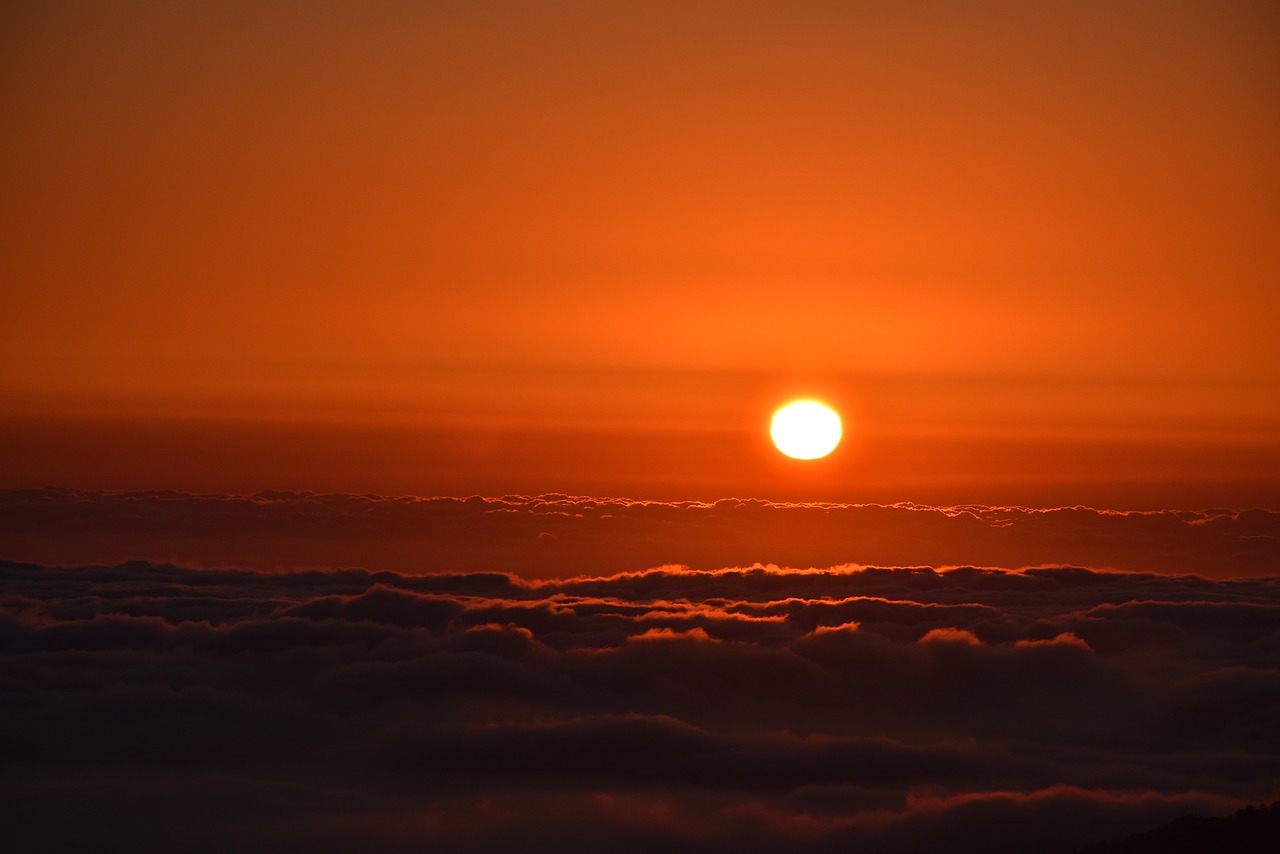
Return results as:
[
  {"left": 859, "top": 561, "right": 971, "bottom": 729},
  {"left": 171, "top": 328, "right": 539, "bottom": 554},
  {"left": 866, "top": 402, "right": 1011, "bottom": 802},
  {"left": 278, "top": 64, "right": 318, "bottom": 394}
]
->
[{"left": 771, "top": 400, "right": 842, "bottom": 460}]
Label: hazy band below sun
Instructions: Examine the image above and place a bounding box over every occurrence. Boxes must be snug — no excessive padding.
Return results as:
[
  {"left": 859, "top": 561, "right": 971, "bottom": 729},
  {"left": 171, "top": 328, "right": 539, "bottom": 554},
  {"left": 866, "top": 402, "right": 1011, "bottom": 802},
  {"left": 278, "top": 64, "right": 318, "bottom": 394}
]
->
[{"left": 771, "top": 401, "right": 842, "bottom": 460}]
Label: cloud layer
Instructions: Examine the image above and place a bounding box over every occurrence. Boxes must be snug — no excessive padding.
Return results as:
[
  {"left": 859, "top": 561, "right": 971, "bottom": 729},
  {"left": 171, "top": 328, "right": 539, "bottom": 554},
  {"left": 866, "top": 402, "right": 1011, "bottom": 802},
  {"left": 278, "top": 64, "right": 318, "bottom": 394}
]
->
[
  {"left": 2, "top": 488, "right": 1277, "bottom": 577},
  {"left": 4, "top": 560, "right": 1278, "bottom": 852}
]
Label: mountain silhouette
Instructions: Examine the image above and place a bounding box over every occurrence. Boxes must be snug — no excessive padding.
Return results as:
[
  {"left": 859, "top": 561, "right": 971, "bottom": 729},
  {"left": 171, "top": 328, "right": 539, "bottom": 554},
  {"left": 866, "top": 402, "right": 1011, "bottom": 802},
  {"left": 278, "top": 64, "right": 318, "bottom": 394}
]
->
[{"left": 1065, "top": 801, "right": 1280, "bottom": 854}]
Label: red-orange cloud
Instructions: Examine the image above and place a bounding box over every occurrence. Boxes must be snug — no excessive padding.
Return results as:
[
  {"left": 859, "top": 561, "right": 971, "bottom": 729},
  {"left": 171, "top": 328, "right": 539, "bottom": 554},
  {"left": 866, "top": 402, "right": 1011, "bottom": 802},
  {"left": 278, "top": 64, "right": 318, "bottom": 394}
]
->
[{"left": 3, "top": 488, "right": 1277, "bottom": 579}]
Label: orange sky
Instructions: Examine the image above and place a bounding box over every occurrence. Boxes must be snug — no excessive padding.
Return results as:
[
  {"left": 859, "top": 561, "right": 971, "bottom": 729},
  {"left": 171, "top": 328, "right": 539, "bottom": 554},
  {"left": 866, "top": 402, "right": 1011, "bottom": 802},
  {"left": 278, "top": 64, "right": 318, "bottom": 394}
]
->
[{"left": 3, "top": 1, "right": 1279, "bottom": 507}]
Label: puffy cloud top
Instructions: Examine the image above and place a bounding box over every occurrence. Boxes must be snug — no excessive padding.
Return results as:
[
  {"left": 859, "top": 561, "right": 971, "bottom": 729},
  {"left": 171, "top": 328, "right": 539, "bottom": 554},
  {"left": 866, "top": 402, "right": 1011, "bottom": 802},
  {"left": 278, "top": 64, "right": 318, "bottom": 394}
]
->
[{"left": 3, "top": 559, "right": 1278, "bottom": 852}]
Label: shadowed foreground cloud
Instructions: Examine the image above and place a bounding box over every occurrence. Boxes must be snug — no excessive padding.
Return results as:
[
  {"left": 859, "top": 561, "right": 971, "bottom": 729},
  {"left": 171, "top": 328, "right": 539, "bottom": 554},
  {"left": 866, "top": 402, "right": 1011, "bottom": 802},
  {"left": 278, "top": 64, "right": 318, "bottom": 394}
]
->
[
  {"left": 2, "top": 488, "right": 1278, "bottom": 577},
  {"left": 4, "top": 560, "right": 1278, "bottom": 852}
]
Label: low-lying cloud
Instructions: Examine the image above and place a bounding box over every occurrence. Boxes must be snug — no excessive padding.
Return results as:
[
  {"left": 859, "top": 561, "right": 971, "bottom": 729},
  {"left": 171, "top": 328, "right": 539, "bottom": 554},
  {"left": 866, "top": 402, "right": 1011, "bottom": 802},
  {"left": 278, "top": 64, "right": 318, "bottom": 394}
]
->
[
  {"left": 2, "top": 488, "right": 1277, "bottom": 577},
  {"left": 4, "top": 560, "right": 1278, "bottom": 852}
]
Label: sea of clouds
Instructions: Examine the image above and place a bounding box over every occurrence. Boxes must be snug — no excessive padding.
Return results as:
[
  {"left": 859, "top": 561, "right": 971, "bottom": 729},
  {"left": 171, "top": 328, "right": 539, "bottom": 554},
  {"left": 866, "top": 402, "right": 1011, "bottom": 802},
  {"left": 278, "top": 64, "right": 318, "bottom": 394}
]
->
[{"left": 4, "top": 557, "right": 1278, "bottom": 852}]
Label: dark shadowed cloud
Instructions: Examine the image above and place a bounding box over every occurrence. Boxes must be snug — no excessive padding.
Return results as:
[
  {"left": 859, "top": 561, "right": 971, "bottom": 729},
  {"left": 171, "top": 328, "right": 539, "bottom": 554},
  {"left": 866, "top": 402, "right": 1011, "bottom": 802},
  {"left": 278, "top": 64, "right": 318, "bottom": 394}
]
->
[
  {"left": 3, "top": 560, "right": 1277, "bottom": 852},
  {"left": 2, "top": 488, "right": 1277, "bottom": 578}
]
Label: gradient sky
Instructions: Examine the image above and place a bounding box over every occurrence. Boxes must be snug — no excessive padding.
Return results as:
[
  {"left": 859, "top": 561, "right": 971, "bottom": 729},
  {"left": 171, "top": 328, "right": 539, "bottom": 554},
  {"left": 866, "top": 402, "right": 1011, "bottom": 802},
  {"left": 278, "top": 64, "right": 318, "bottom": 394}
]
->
[
  {"left": 3, "top": 1, "right": 1279, "bottom": 506},
  {"left": 5, "top": 8, "right": 1280, "bottom": 851}
]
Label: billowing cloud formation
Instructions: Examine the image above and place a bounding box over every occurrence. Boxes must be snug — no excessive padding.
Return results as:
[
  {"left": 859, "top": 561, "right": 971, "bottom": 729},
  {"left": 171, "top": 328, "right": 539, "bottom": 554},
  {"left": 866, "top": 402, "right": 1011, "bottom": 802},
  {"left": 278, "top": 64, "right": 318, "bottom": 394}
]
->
[
  {"left": 3, "top": 560, "right": 1278, "bottom": 852},
  {"left": 2, "top": 488, "right": 1277, "bottom": 577}
]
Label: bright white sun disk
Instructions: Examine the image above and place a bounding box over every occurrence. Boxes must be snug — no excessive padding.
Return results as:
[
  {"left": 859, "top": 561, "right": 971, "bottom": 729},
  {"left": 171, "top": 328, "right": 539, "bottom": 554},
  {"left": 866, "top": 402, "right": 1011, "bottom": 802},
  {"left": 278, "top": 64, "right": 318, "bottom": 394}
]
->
[{"left": 771, "top": 401, "right": 842, "bottom": 460}]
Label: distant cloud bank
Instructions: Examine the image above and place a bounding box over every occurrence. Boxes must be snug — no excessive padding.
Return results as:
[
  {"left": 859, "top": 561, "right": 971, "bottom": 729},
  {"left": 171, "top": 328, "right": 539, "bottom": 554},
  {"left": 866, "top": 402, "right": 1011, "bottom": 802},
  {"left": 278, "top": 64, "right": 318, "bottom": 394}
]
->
[
  {"left": 1, "top": 488, "right": 1277, "bottom": 578},
  {"left": 3, "top": 560, "right": 1278, "bottom": 852}
]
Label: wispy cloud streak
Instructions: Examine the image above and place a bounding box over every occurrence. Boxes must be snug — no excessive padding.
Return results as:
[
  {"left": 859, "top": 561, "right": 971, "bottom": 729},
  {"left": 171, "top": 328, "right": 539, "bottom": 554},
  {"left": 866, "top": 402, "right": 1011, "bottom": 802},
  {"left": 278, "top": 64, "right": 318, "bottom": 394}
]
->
[{"left": 2, "top": 488, "right": 1277, "bottom": 577}]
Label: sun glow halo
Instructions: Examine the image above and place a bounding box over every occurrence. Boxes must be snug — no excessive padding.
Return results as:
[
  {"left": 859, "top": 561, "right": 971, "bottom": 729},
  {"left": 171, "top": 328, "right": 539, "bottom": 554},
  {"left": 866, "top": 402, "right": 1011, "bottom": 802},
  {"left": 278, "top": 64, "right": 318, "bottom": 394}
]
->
[{"left": 771, "top": 401, "right": 842, "bottom": 460}]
